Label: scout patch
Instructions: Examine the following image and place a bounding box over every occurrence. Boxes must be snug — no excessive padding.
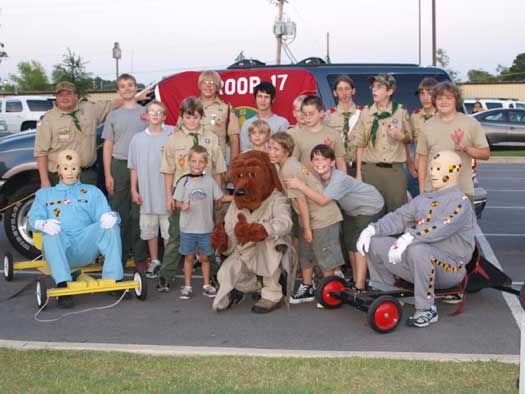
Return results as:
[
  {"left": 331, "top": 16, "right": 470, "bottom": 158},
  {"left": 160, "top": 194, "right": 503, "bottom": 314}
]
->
[
  {"left": 80, "top": 188, "right": 87, "bottom": 194},
  {"left": 178, "top": 155, "right": 186, "bottom": 168},
  {"left": 301, "top": 166, "right": 311, "bottom": 176},
  {"left": 210, "top": 114, "right": 217, "bottom": 126},
  {"left": 204, "top": 138, "right": 211, "bottom": 145}
]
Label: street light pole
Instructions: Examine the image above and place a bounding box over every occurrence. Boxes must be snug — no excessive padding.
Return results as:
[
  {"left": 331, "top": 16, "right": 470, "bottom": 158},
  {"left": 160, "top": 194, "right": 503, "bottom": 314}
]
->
[{"left": 112, "top": 42, "right": 122, "bottom": 81}]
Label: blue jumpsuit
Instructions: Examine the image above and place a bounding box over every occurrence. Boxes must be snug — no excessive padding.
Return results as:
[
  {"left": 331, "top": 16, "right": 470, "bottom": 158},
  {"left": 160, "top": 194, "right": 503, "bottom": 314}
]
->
[{"left": 28, "top": 181, "right": 123, "bottom": 284}]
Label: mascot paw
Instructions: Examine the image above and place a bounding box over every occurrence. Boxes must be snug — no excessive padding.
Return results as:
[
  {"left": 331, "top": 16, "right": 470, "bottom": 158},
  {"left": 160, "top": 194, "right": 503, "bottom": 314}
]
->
[
  {"left": 211, "top": 222, "right": 228, "bottom": 252},
  {"left": 234, "top": 213, "right": 269, "bottom": 244}
]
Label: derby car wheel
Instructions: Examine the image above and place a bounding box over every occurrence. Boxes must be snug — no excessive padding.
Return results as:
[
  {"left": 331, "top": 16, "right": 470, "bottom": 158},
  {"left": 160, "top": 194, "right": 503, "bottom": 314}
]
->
[
  {"left": 316, "top": 276, "right": 347, "bottom": 309},
  {"left": 3, "top": 252, "right": 14, "bottom": 281},
  {"left": 36, "top": 279, "right": 48, "bottom": 309},
  {"left": 368, "top": 296, "right": 402, "bottom": 334},
  {"left": 133, "top": 270, "right": 147, "bottom": 301}
]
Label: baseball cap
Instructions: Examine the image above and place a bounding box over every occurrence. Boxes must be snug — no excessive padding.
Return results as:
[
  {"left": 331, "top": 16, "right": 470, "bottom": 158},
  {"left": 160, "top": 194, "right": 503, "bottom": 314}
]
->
[
  {"left": 368, "top": 74, "right": 396, "bottom": 90},
  {"left": 55, "top": 81, "right": 76, "bottom": 94}
]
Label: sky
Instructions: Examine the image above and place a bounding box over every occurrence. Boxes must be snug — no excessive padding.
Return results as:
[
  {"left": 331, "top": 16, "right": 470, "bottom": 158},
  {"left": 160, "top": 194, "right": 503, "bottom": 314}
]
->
[{"left": 1, "top": 0, "right": 524, "bottom": 85}]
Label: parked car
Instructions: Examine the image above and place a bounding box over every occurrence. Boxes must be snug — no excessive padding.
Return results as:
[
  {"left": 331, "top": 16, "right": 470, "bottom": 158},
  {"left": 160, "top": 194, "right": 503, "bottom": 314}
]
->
[
  {"left": 464, "top": 98, "right": 504, "bottom": 114},
  {"left": 0, "top": 60, "right": 487, "bottom": 258},
  {"left": 0, "top": 96, "right": 55, "bottom": 133},
  {"left": 473, "top": 108, "right": 525, "bottom": 147}
]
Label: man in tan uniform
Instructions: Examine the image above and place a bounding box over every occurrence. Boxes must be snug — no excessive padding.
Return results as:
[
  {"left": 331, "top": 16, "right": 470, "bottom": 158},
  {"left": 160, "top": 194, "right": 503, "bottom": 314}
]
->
[
  {"left": 197, "top": 70, "right": 240, "bottom": 162},
  {"left": 353, "top": 74, "right": 413, "bottom": 213},
  {"left": 417, "top": 81, "right": 490, "bottom": 200},
  {"left": 325, "top": 75, "right": 362, "bottom": 176}
]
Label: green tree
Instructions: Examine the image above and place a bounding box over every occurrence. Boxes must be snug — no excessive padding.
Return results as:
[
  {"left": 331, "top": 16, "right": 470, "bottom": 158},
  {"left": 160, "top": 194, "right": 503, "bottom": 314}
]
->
[
  {"left": 436, "top": 48, "right": 461, "bottom": 82},
  {"left": 8, "top": 60, "right": 50, "bottom": 91},
  {"left": 0, "top": 42, "right": 7, "bottom": 64},
  {"left": 52, "top": 48, "right": 92, "bottom": 96},
  {"left": 467, "top": 69, "right": 496, "bottom": 83},
  {"left": 499, "top": 53, "right": 525, "bottom": 81}
]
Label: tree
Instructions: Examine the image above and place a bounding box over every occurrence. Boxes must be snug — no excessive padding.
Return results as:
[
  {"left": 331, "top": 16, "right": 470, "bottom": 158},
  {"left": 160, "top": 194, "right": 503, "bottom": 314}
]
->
[
  {"left": 467, "top": 69, "right": 496, "bottom": 83},
  {"left": 0, "top": 42, "right": 7, "bottom": 64},
  {"left": 499, "top": 53, "right": 525, "bottom": 81},
  {"left": 9, "top": 60, "right": 50, "bottom": 91},
  {"left": 52, "top": 48, "right": 92, "bottom": 96},
  {"left": 436, "top": 48, "right": 460, "bottom": 82}
]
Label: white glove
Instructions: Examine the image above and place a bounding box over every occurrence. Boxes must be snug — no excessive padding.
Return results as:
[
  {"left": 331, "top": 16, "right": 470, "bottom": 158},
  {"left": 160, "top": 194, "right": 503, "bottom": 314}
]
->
[
  {"left": 100, "top": 212, "right": 118, "bottom": 229},
  {"left": 388, "top": 232, "right": 415, "bottom": 264},
  {"left": 356, "top": 225, "right": 376, "bottom": 256},
  {"left": 34, "top": 219, "right": 61, "bottom": 236}
]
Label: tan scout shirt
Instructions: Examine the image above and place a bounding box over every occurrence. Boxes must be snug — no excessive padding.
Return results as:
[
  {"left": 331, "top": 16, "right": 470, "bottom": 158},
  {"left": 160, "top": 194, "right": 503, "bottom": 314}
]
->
[
  {"left": 34, "top": 100, "right": 114, "bottom": 172},
  {"left": 278, "top": 158, "right": 342, "bottom": 230},
  {"left": 160, "top": 126, "right": 227, "bottom": 186},
  {"left": 353, "top": 101, "right": 413, "bottom": 164},
  {"left": 200, "top": 97, "right": 240, "bottom": 157},
  {"left": 416, "top": 112, "right": 489, "bottom": 196},
  {"left": 410, "top": 107, "right": 437, "bottom": 143},
  {"left": 289, "top": 125, "right": 345, "bottom": 173},
  {"left": 325, "top": 102, "right": 362, "bottom": 162}
]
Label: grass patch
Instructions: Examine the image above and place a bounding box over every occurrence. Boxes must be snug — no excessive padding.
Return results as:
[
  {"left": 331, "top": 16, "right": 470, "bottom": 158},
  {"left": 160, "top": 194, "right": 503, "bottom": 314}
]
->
[
  {"left": 0, "top": 348, "right": 518, "bottom": 393},
  {"left": 491, "top": 149, "right": 525, "bottom": 156}
]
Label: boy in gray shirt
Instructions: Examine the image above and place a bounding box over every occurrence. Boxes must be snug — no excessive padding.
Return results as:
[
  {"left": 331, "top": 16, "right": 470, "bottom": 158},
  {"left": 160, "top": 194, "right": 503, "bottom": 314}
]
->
[
  {"left": 102, "top": 74, "right": 148, "bottom": 267},
  {"left": 128, "top": 100, "right": 171, "bottom": 278},
  {"left": 285, "top": 144, "right": 385, "bottom": 292},
  {"left": 173, "top": 145, "right": 224, "bottom": 300}
]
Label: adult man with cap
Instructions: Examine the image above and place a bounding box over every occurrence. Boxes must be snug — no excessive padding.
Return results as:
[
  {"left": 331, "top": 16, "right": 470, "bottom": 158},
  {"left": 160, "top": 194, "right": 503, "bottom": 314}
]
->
[
  {"left": 34, "top": 81, "right": 150, "bottom": 189},
  {"left": 353, "top": 74, "right": 413, "bottom": 213}
]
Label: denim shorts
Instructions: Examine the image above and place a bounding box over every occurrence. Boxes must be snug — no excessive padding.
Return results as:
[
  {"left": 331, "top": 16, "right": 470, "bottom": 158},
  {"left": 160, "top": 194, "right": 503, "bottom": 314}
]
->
[{"left": 179, "top": 232, "right": 214, "bottom": 256}]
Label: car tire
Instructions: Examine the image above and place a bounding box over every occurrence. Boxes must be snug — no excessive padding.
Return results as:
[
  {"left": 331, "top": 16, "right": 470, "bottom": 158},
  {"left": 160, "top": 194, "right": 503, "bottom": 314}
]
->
[{"left": 3, "top": 183, "right": 40, "bottom": 259}]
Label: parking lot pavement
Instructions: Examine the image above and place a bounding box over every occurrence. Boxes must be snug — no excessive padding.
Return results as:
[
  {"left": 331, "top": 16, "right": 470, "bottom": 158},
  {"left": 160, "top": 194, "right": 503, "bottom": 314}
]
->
[{"left": 0, "top": 162, "right": 523, "bottom": 356}]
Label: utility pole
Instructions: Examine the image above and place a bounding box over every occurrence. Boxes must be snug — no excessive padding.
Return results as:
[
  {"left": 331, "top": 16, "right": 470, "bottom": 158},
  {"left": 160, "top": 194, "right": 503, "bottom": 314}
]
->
[
  {"left": 432, "top": 0, "right": 436, "bottom": 66},
  {"left": 275, "top": 0, "right": 284, "bottom": 64},
  {"left": 418, "top": 0, "right": 421, "bottom": 65},
  {"left": 326, "top": 32, "right": 331, "bottom": 64}
]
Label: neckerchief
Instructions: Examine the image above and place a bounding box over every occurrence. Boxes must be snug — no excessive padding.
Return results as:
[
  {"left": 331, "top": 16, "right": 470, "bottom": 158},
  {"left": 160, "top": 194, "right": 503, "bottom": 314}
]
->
[
  {"left": 67, "top": 110, "right": 82, "bottom": 132},
  {"left": 189, "top": 133, "right": 200, "bottom": 147},
  {"left": 342, "top": 112, "right": 352, "bottom": 150},
  {"left": 370, "top": 101, "right": 398, "bottom": 146}
]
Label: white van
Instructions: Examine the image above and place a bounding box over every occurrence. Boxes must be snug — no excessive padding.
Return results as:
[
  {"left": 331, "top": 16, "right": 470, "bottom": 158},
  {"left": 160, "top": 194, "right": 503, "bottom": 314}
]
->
[
  {"left": 0, "top": 96, "right": 55, "bottom": 132},
  {"left": 464, "top": 98, "right": 505, "bottom": 114}
]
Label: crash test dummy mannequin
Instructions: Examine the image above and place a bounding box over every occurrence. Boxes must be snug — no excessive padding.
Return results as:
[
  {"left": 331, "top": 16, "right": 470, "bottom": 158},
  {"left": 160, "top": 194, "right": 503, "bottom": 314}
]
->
[
  {"left": 356, "top": 150, "right": 475, "bottom": 327},
  {"left": 28, "top": 149, "right": 123, "bottom": 308}
]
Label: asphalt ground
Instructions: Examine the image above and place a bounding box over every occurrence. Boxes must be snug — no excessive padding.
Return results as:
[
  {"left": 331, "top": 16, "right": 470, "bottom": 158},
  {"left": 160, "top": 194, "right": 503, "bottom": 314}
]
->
[{"left": 0, "top": 162, "right": 523, "bottom": 358}]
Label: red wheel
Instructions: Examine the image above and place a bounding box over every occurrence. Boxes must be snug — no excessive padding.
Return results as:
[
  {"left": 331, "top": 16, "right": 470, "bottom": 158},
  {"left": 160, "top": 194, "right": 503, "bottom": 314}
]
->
[
  {"left": 316, "top": 276, "right": 347, "bottom": 309},
  {"left": 367, "top": 296, "right": 402, "bottom": 334}
]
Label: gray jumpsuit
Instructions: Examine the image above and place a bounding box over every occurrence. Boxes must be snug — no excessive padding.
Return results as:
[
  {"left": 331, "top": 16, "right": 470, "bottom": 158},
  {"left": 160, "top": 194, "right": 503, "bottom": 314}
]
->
[{"left": 367, "top": 186, "right": 475, "bottom": 310}]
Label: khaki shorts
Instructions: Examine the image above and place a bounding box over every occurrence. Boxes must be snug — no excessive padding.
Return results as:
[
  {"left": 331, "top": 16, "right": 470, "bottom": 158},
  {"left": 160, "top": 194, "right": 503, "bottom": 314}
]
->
[
  {"left": 299, "top": 223, "right": 344, "bottom": 272},
  {"left": 140, "top": 214, "right": 170, "bottom": 240}
]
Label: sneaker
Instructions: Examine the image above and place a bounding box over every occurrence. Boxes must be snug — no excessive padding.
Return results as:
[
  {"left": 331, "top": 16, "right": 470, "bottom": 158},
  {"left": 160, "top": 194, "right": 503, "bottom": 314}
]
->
[
  {"left": 179, "top": 286, "right": 193, "bottom": 300},
  {"left": 316, "top": 302, "right": 324, "bottom": 309},
  {"left": 442, "top": 294, "right": 463, "bottom": 304},
  {"left": 202, "top": 284, "right": 217, "bottom": 298},
  {"left": 156, "top": 277, "right": 171, "bottom": 293},
  {"left": 289, "top": 283, "right": 315, "bottom": 304},
  {"left": 407, "top": 306, "right": 439, "bottom": 328},
  {"left": 334, "top": 269, "right": 345, "bottom": 280},
  {"left": 146, "top": 259, "right": 161, "bottom": 279}
]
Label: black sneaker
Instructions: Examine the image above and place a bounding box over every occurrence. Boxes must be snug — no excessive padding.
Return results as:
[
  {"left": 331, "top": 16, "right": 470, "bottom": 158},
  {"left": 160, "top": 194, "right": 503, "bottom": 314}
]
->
[
  {"left": 156, "top": 277, "right": 171, "bottom": 293},
  {"left": 289, "top": 283, "right": 315, "bottom": 304},
  {"left": 227, "top": 289, "right": 245, "bottom": 308}
]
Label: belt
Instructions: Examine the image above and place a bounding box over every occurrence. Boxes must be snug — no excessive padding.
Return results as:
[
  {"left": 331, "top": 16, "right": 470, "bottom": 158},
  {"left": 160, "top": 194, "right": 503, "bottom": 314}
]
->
[{"left": 375, "top": 162, "right": 393, "bottom": 168}]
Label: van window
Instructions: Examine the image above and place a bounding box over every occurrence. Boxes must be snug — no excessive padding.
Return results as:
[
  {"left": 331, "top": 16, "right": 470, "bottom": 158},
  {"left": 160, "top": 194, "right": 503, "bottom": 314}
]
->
[
  {"left": 516, "top": 103, "right": 525, "bottom": 109},
  {"left": 464, "top": 103, "right": 474, "bottom": 114},
  {"left": 27, "top": 99, "right": 54, "bottom": 112},
  {"left": 509, "top": 111, "right": 525, "bottom": 124},
  {"left": 327, "top": 73, "right": 449, "bottom": 113},
  {"left": 486, "top": 102, "right": 503, "bottom": 110},
  {"left": 6, "top": 100, "right": 23, "bottom": 112}
]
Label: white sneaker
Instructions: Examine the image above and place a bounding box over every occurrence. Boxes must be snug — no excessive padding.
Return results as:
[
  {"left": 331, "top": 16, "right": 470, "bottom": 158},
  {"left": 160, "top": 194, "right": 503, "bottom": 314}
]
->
[
  {"left": 316, "top": 302, "right": 324, "bottom": 309},
  {"left": 407, "top": 306, "right": 439, "bottom": 328},
  {"left": 179, "top": 286, "right": 192, "bottom": 300},
  {"left": 334, "top": 269, "right": 345, "bottom": 280},
  {"left": 203, "top": 284, "right": 217, "bottom": 298},
  {"left": 146, "top": 259, "right": 161, "bottom": 279}
]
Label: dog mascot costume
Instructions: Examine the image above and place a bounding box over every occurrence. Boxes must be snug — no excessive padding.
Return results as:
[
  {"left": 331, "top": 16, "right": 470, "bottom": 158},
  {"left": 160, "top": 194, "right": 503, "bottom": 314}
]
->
[
  {"left": 212, "top": 150, "right": 293, "bottom": 313},
  {"left": 357, "top": 150, "right": 475, "bottom": 327},
  {"left": 28, "top": 149, "right": 123, "bottom": 308}
]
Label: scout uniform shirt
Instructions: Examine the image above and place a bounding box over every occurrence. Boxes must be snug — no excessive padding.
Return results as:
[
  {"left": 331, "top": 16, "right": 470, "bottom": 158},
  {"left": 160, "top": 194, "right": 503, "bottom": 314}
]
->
[
  {"left": 353, "top": 101, "right": 413, "bottom": 164},
  {"left": 160, "top": 126, "right": 227, "bottom": 187},
  {"left": 200, "top": 97, "right": 240, "bottom": 158},
  {"left": 278, "top": 158, "right": 342, "bottom": 230},
  {"left": 410, "top": 107, "right": 437, "bottom": 144},
  {"left": 325, "top": 102, "right": 362, "bottom": 162},
  {"left": 289, "top": 125, "right": 345, "bottom": 173},
  {"left": 416, "top": 112, "right": 489, "bottom": 196},
  {"left": 34, "top": 100, "right": 114, "bottom": 172}
]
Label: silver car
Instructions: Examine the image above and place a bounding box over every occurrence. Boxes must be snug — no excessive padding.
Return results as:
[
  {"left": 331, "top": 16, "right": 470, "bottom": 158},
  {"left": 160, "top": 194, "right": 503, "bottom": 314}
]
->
[{"left": 473, "top": 108, "right": 525, "bottom": 146}]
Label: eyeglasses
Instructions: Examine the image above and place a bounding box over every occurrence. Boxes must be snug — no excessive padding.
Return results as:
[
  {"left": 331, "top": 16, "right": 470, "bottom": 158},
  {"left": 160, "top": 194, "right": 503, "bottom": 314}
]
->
[
  {"left": 147, "top": 110, "right": 164, "bottom": 115},
  {"left": 201, "top": 80, "right": 217, "bottom": 85}
]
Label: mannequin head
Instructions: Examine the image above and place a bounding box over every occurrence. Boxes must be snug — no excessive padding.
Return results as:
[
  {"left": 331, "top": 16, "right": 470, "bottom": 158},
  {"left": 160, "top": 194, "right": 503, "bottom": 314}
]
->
[
  {"left": 56, "top": 149, "right": 81, "bottom": 185},
  {"left": 430, "top": 150, "right": 461, "bottom": 191}
]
